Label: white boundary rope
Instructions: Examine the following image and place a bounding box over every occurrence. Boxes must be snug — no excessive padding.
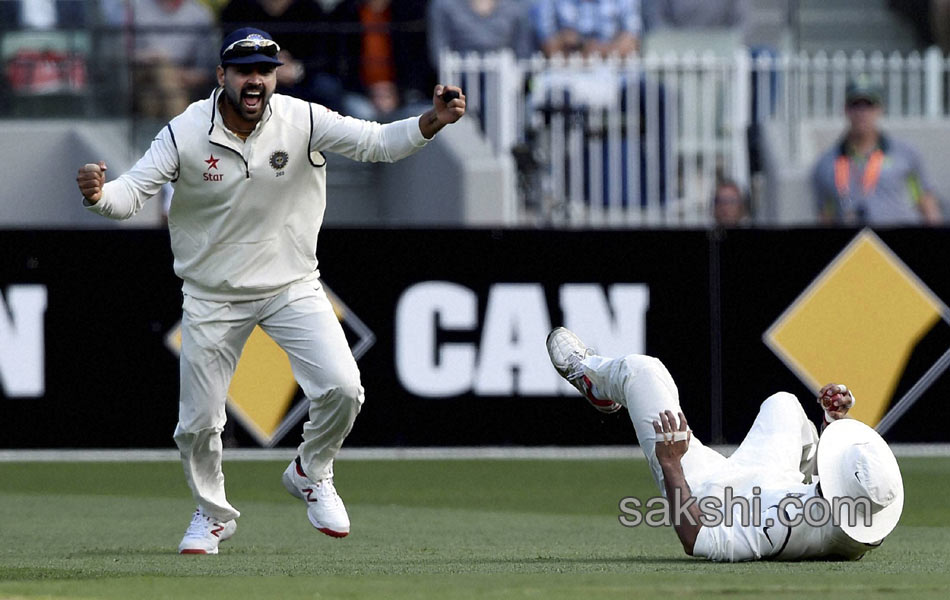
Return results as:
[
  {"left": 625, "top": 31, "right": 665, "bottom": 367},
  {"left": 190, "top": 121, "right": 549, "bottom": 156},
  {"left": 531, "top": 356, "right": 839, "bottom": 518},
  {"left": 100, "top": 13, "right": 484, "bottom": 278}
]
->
[{"left": 1, "top": 444, "right": 948, "bottom": 462}]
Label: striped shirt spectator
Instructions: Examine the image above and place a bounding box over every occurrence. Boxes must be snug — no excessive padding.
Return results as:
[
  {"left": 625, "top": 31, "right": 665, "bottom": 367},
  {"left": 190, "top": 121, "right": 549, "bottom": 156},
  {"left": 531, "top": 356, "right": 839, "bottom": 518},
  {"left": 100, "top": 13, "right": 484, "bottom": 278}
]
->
[{"left": 532, "top": 0, "right": 642, "bottom": 57}]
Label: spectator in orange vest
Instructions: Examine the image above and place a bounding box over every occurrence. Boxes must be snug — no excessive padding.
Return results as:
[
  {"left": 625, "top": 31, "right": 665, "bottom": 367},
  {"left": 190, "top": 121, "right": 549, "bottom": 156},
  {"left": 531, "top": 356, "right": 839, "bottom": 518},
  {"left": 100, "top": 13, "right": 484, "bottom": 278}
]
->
[{"left": 812, "top": 76, "right": 942, "bottom": 225}]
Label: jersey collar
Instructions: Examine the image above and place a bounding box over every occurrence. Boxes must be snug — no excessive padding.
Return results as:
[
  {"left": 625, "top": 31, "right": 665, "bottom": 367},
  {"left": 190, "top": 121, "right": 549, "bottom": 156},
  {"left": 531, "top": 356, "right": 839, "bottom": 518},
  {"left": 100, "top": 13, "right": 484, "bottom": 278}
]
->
[{"left": 207, "top": 87, "right": 274, "bottom": 141}]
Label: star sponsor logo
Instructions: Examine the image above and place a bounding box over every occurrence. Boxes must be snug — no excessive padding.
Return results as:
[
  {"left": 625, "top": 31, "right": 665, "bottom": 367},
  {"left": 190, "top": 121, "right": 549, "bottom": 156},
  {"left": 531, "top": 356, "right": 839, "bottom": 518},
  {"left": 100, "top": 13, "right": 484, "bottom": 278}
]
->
[{"left": 204, "top": 154, "right": 223, "bottom": 181}]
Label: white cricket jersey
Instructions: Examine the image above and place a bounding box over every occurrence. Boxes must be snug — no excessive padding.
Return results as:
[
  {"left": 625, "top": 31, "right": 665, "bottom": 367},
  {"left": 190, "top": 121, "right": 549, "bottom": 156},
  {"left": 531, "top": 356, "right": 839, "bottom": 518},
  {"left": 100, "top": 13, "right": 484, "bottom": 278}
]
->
[
  {"left": 88, "top": 88, "right": 429, "bottom": 301},
  {"left": 692, "top": 482, "right": 880, "bottom": 562}
]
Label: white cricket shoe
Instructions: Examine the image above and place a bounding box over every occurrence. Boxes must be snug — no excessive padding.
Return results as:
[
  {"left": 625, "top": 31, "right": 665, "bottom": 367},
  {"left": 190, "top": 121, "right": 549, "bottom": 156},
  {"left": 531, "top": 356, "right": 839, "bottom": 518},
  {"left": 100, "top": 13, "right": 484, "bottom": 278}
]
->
[
  {"left": 178, "top": 507, "right": 236, "bottom": 554},
  {"left": 282, "top": 457, "right": 350, "bottom": 538},
  {"left": 546, "top": 327, "right": 623, "bottom": 414}
]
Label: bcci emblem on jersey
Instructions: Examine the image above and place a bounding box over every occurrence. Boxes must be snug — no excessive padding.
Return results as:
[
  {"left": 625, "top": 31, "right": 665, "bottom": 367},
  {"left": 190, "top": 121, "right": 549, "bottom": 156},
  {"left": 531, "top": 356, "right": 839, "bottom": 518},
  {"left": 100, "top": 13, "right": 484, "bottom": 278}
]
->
[
  {"left": 269, "top": 150, "right": 289, "bottom": 171},
  {"left": 164, "top": 283, "right": 375, "bottom": 446}
]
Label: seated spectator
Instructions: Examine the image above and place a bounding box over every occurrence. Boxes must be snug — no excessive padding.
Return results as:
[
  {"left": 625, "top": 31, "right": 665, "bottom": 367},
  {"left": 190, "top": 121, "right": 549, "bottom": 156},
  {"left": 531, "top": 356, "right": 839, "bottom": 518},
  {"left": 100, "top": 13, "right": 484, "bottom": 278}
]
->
[
  {"left": 111, "top": 0, "right": 217, "bottom": 118},
  {"left": 2, "top": 1, "right": 90, "bottom": 97},
  {"left": 532, "top": 0, "right": 642, "bottom": 59},
  {"left": 642, "top": 0, "right": 746, "bottom": 32},
  {"left": 337, "top": 0, "right": 435, "bottom": 122},
  {"left": 220, "top": 0, "right": 353, "bottom": 112},
  {"left": 712, "top": 178, "right": 749, "bottom": 226},
  {"left": 427, "top": 0, "right": 534, "bottom": 68},
  {"left": 812, "top": 77, "right": 942, "bottom": 226},
  {"left": 11, "top": 0, "right": 86, "bottom": 28}
]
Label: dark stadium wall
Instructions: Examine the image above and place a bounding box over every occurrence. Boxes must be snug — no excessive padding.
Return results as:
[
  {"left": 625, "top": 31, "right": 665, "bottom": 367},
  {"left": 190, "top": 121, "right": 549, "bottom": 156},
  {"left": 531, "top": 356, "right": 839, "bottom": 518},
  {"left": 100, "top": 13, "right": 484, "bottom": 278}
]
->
[{"left": 1, "top": 228, "right": 948, "bottom": 448}]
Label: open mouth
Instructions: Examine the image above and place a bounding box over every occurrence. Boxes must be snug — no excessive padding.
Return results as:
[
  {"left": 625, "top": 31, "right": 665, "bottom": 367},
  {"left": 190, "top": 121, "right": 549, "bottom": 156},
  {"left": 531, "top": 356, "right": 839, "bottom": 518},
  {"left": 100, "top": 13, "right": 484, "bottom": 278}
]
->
[{"left": 242, "top": 89, "right": 263, "bottom": 111}]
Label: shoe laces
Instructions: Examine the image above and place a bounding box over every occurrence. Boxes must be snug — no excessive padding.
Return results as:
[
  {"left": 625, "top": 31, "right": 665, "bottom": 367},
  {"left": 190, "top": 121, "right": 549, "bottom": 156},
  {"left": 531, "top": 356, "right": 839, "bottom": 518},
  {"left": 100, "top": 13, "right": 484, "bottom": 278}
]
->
[
  {"left": 565, "top": 348, "right": 590, "bottom": 381},
  {"left": 313, "top": 478, "right": 343, "bottom": 508},
  {"left": 184, "top": 509, "right": 215, "bottom": 537}
]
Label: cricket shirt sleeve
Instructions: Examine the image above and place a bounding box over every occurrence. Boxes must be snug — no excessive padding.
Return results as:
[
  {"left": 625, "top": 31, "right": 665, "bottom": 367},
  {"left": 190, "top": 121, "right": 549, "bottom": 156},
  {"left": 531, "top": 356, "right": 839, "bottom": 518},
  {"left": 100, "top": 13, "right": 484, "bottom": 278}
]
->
[
  {"left": 309, "top": 104, "right": 428, "bottom": 163},
  {"left": 86, "top": 124, "right": 180, "bottom": 220},
  {"left": 903, "top": 142, "right": 936, "bottom": 198},
  {"left": 692, "top": 504, "right": 786, "bottom": 562}
]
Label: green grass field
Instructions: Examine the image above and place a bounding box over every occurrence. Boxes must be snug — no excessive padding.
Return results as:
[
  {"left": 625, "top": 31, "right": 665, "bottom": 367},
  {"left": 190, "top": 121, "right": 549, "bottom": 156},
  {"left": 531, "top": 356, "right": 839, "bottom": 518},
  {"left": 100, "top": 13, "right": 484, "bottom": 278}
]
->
[{"left": 1, "top": 456, "right": 949, "bottom": 599}]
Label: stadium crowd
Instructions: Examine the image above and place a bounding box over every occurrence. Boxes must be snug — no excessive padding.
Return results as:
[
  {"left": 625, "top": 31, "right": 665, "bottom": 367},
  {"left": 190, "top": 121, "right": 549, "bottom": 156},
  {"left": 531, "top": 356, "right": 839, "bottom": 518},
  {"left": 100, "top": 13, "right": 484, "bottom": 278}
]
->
[
  {"left": 0, "top": 0, "right": 753, "bottom": 120},
  {"left": 2, "top": 0, "right": 945, "bottom": 226}
]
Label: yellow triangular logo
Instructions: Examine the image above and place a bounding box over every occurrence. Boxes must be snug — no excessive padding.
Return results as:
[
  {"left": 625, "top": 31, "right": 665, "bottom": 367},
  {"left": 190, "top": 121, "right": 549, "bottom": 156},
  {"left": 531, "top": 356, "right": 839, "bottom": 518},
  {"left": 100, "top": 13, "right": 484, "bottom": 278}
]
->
[{"left": 765, "top": 229, "right": 946, "bottom": 426}]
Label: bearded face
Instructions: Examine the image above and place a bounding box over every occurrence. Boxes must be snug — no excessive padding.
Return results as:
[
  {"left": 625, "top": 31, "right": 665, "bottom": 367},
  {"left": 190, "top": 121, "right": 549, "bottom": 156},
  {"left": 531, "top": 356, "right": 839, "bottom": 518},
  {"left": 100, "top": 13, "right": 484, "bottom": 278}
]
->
[{"left": 218, "top": 63, "right": 278, "bottom": 125}]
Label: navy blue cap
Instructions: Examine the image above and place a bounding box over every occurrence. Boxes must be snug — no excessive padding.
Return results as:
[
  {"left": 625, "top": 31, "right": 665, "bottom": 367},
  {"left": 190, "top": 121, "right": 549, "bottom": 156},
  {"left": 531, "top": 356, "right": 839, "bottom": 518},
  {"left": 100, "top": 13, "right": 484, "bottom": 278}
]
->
[{"left": 220, "top": 28, "right": 284, "bottom": 66}]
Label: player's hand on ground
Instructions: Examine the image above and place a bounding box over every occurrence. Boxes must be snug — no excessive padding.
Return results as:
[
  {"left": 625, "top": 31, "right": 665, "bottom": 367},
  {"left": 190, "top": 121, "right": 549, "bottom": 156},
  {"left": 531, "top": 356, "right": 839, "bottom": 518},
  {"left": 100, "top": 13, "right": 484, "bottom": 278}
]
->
[
  {"left": 77, "top": 161, "right": 107, "bottom": 204},
  {"left": 653, "top": 410, "right": 691, "bottom": 465},
  {"left": 818, "top": 383, "right": 854, "bottom": 420},
  {"left": 433, "top": 85, "right": 465, "bottom": 124}
]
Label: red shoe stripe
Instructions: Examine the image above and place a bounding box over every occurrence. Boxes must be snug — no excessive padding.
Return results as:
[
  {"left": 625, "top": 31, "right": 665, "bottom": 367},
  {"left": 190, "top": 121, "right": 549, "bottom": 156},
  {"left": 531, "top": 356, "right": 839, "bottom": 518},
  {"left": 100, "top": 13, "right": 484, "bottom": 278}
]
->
[
  {"left": 318, "top": 527, "right": 349, "bottom": 538},
  {"left": 580, "top": 375, "right": 620, "bottom": 412},
  {"left": 581, "top": 376, "right": 610, "bottom": 404},
  {"left": 180, "top": 549, "right": 208, "bottom": 554}
]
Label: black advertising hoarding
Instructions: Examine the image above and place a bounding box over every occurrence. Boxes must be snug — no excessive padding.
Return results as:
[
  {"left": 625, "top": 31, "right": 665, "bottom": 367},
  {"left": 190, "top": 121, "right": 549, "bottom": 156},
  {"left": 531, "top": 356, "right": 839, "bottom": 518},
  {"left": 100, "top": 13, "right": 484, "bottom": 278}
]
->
[
  {"left": 1, "top": 228, "right": 948, "bottom": 448},
  {"left": 327, "top": 229, "right": 713, "bottom": 448},
  {"left": 0, "top": 231, "right": 183, "bottom": 448},
  {"left": 717, "top": 228, "right": 950, "bottom": 443}
]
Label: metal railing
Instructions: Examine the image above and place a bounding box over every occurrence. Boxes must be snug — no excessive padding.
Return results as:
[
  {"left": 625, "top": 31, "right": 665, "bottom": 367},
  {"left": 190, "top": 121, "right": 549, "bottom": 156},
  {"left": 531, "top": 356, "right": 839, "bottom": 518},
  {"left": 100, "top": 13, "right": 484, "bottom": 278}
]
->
[
  {"left": 757, "top": 48, "right": 950, "bottom": 161},
  {"left": 441, "top": 48, "right": 950, "bottom": 227}
]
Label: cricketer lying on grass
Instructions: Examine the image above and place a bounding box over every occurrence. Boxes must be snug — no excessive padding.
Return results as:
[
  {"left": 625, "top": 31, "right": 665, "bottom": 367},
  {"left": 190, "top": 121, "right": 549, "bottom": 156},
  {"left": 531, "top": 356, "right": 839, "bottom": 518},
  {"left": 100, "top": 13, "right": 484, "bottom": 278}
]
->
[
  {"left": 75, "top": 27, "right": 465, "bottom": 554},
  {"left": 547, "top": 327, "right": 903, "bottom": 562}
]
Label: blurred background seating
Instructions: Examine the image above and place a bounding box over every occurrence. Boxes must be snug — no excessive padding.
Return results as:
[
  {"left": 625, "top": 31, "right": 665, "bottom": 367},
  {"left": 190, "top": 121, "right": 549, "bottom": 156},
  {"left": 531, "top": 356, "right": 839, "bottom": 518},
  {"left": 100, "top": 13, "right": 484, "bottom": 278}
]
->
[{"left": 2, "top": 0, "right": 949, "bottom": 228}]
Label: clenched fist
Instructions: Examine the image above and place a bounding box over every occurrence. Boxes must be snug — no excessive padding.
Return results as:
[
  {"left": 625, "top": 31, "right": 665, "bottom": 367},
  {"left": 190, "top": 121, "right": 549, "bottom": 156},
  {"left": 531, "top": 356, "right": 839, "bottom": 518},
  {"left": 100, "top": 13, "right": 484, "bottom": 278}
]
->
[
  {"left": 77, "top": 161, "right": 107, "bottom": 205},
  {"left": 818, "top": 383, "right": 854, "bottom": 422}
]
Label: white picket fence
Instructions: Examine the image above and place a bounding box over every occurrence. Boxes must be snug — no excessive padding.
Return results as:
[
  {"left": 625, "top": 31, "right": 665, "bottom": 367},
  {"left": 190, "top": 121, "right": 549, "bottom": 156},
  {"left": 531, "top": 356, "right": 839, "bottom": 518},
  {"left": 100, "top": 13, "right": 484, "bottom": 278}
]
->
[{"left": 440, "top": 48, "right": 950, "bottom": 227}]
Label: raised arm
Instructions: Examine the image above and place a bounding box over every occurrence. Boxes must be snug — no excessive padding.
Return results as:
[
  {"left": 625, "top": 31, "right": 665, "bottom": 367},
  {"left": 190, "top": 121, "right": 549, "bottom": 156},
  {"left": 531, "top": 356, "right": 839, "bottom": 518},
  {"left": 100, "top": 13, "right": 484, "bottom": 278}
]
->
[
  {"left": 311, "top": 85, "right": 465, "bottom": 162},
  {"left": 76, "top": 125, "right": 179, "bottom": 220}
]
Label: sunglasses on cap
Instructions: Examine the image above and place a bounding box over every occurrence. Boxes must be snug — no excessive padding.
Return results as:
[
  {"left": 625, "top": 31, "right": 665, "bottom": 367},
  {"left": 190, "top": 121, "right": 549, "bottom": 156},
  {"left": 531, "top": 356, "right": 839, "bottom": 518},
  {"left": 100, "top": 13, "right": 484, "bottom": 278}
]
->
[{"left": 221, "top": 36, "right": 281, "bottom": 60}]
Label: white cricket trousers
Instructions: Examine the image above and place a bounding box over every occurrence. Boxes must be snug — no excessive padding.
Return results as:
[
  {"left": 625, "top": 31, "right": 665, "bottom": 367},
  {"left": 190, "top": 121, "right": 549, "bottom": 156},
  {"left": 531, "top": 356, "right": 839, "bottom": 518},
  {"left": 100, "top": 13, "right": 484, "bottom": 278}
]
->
[
  {"left": 581, "top": 354, "right": 819, "bottom": 499},
  {"left": 174, "top": 279, "right": 364, "bottom": 521}
]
